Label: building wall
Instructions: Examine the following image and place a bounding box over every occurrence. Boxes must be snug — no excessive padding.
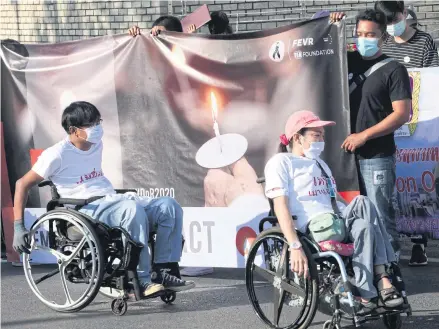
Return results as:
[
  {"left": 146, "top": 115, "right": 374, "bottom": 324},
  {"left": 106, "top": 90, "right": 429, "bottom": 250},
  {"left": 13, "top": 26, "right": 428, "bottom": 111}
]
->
[{"left": 1, "top": 0, "right": 439, "bottom": 44}]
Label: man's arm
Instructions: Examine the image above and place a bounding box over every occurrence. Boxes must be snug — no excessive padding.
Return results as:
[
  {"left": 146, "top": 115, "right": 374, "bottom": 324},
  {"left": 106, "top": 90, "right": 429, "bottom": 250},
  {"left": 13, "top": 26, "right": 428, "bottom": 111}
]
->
[
  {"left": 12, "top": 170, "right": 44, "bottom": 254},
  {"left": 13, "top": 170, "right": 44, "bottom": 221},
  {"left": 362, "top": 99, "right": 411, "bottom": 140}
]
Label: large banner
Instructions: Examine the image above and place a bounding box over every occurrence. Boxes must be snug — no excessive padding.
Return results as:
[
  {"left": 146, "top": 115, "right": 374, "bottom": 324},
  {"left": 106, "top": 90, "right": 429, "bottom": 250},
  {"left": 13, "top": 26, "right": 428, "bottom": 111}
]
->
[
  {"left": 394, "top": 68, "right": 439, "bottom": 239},
  {"left": 1, "top": 18, "right": 356, "bottom": 264}
]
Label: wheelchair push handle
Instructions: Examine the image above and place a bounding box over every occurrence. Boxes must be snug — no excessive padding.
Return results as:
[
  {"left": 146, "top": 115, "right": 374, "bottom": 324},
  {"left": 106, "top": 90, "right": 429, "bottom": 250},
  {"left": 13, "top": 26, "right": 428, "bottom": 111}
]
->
[{"left": 256, "top": 177, "right": 265, "bottom": 184}]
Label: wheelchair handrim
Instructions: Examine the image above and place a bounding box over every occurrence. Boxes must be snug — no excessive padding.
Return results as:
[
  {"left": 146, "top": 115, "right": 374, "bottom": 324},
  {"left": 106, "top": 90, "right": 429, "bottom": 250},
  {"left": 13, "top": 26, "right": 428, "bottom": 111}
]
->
[{"left": 23, "top": 211, "right": 103, "bottom": 312}]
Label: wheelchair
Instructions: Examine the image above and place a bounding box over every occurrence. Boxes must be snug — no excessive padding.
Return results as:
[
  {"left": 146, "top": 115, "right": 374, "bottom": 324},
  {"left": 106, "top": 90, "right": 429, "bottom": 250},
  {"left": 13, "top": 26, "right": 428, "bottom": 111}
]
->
[
  {"left": 22, "top": 180, "right": 182, "bottom": 316},
  {"left": 245, "top": 177, "right": 412, "bottom": 329}
]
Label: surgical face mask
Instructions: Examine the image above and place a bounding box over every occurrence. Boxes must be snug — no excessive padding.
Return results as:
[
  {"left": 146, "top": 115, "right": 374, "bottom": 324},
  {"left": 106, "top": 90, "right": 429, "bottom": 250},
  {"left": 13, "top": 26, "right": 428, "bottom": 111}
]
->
[
  {"left": 301, "top": 137, "right": 325, "bottom": 159},
  {"left": 387, "top": 19, "right": 406, "bottom": 37},
  {"left": 356, "top": 37, "right": 380, "bottom": 57},
  {"left": 81, "top": 124, "right": 103, "bottom": 144}
]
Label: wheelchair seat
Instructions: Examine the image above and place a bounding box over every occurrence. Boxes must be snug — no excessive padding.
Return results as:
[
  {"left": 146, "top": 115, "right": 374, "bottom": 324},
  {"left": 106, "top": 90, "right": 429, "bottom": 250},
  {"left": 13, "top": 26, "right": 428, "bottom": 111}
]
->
[{"left": 317, "top": 240, "right": 354, "bottom": 257}]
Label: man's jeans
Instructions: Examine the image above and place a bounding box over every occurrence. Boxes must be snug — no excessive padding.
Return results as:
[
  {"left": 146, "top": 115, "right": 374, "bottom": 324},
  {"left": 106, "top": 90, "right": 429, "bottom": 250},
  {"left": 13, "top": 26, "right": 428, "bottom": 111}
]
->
[
  {"left": 79, "top": 196, "right": 183, "bottom": 285},
  {"left": 358, "top": 155, "right": 401, "bottom": 252}
]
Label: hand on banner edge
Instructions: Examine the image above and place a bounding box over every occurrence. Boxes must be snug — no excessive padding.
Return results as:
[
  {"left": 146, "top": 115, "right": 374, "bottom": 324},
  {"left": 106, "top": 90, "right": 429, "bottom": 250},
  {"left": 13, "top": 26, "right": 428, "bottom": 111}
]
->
[
  {"left": 329, "top": 12, "right": 346, "bottom": 23},
  {"left": 187, "top": 24, "right": 197, "bottom": 34}
]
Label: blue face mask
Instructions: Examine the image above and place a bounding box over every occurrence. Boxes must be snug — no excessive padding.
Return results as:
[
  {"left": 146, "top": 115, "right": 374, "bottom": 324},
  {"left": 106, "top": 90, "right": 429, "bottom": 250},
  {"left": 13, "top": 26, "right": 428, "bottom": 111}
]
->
[
  {"left": 356, "top": 37, "right": 380, "bottom": 57},
  {"left": 387, "top": 19, "right": 406, "bottom": 37}
]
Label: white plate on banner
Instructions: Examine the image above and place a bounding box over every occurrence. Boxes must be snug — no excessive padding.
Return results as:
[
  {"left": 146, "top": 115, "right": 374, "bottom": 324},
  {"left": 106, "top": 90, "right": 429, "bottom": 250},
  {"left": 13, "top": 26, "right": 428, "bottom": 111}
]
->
[{"left": 195, "top": 133, "right": 248, "bottom": 169}]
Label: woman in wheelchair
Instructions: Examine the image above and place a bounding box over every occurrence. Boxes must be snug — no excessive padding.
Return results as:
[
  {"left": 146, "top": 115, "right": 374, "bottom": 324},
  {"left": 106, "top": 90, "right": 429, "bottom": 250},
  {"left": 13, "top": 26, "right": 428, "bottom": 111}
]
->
[
  {"left": 12, "top": 101, "right": 195, "bottom": 299},
  {"left": 263, "top": 110, "right": 403, "bottom": 315}
]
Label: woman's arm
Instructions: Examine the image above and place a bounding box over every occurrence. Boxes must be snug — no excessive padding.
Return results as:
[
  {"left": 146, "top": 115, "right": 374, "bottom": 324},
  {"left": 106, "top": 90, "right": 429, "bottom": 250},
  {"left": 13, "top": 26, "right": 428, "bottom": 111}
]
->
[{"left": 273, "top": 195, "right": 309, "bottom": 278}]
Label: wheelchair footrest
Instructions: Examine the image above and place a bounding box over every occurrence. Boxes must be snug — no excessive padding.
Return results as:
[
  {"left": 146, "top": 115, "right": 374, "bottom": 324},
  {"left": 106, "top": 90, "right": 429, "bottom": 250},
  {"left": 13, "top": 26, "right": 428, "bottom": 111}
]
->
[{"left": 357, "top": 302, "right": 411, "bottom": 322}]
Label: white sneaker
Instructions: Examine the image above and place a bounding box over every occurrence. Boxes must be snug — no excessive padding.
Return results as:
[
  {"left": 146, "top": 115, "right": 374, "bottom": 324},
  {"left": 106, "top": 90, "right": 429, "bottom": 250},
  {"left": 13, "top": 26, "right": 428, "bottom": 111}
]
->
[{"left": 180, "top": 267, "right": 213, "bottom": 276}]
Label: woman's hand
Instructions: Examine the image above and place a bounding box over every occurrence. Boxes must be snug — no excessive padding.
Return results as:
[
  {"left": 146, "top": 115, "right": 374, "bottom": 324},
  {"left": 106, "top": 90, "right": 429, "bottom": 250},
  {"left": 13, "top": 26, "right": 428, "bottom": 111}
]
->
[{"left": 290, "top": 248, "right": 309, "bottom": 279}]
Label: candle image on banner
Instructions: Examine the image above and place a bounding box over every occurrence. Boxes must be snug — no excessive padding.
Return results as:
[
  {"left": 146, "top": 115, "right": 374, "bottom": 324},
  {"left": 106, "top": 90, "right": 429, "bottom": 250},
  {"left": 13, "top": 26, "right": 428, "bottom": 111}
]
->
[{"left": 195, "top": 90, "right": 248, "bottom": 169}]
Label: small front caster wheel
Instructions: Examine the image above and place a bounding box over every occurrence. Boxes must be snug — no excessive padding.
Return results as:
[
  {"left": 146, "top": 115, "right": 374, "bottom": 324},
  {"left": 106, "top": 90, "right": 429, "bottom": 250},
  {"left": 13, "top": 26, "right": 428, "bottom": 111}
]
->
[
  {"left": 111, "top": 298, "right": 128, "bottom": 316},
  {"left": 160, "top": 292, "right": 176, "bottom": 304}
]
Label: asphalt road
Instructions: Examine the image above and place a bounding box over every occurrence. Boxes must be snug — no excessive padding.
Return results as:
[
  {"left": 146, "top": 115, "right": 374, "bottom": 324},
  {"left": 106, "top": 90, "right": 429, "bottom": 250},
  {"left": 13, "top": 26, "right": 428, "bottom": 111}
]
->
[{"left": 1, "top": 245, "right": 439, "bottom": 329}]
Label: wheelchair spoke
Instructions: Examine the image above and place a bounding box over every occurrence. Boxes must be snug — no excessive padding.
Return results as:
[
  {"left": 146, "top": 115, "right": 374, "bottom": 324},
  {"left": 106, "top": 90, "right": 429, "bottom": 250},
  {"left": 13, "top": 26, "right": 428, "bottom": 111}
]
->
[
  {"left": 37, "top": 246, "right": 67, "bottom": 262},
  {"left": 253, "top": 265, "right": 305, "bottom": 298},
  {"left": 253, "top": 265, "right": 276, "bottom": 284},
  {"left": 281, "top": 280, "right": 306, "bottom": 299},
  {"left": 65, "top": 237, "right": 87, "bottom": 264},
  {"left": 60, "top": 266, "right": 73, "bottom": 305},
  {"left": 273, "top": 286, "right": 287, "bottom": 325},
  {"left": 277, "top": 242, "right": 288, "bottom": 276}
]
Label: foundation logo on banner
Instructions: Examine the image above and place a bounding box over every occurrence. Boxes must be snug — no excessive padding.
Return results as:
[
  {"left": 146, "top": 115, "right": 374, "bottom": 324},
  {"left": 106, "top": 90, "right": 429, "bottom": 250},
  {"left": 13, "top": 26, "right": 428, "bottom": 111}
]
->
[{"left": 269, "top": 41, "right": 285, "bottom": 62}]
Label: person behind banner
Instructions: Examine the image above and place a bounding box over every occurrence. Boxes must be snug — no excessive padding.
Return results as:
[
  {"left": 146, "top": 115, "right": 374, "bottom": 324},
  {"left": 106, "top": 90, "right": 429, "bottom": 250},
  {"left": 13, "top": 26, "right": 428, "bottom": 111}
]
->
[
  {"left": 330, "top": 10, "right": 412, "bottom": 262},
  {"left": 264, "top": 110, "right": 403, "bottom": 314},
  {"left": 374, "top": 1, "right": 439, "bottom": 69},
  {"left": 208, "top": 11, "right": 233, "bottom": 35},
  {"left": 12, "top": 101, "right": 195, "bottom": 297},
  {"left": 129, "top": 15, "right": 191, "bottom": 36}
]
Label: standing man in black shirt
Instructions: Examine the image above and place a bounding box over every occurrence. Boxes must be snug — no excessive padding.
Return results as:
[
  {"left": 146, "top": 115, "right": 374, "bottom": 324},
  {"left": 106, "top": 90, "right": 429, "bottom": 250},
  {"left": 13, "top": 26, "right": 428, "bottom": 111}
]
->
[
  {"left": 331, "top": 10, "right": 412, "bottom": 262},
  {"left": 374, "top": 1, "right": 438, "bottom": 267}
]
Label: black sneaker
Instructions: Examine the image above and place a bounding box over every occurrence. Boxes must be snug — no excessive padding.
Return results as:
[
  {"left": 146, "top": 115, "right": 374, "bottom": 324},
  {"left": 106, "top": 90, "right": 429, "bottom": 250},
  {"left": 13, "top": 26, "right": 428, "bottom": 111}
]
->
[
  {"left": 408, "top": 244, "right": 428, "bottom": 266},
  {"left": 151, "top": 268, "right": 195, "bottom": 292}
]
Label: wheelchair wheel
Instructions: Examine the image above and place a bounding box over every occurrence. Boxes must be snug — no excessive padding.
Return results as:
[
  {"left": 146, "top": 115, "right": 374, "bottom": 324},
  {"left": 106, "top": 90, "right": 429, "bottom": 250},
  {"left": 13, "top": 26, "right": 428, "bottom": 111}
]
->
[
  {"left": 383, "top": 313, "right": 402, "bottom": 329},
  {"left": 23, "top": 210, "right": 105, "bottom": 313},
  {"left": 111, "top": 298, "right": 128, "bottom": 316},
  {"left": 161, "top": 292, "right": 176, "bottom": 304},
  {"left": 246, "top": 227, "right": 319, "bottom": 329}
]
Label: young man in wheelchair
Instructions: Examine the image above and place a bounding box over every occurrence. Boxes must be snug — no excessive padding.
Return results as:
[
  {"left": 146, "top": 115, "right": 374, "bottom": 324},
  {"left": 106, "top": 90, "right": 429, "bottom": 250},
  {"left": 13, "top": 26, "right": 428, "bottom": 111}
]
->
[
  {"left": 12, "top": 101, "right": 195, "bottom": 297},
  {"left": 264, "top": 110, "right": 403, "bottom": 314}
]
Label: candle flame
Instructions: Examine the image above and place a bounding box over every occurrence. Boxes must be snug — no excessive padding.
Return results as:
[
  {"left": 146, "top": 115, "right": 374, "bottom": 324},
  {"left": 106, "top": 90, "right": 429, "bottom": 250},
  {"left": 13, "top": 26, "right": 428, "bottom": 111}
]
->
[{"left": 211, "top": 91, "right": 218, "bottom": 122}]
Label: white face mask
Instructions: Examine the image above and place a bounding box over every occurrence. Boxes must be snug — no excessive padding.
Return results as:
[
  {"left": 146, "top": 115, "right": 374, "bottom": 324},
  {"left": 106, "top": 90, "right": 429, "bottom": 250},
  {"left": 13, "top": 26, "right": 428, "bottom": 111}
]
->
[
  {"left": 387, "top": 18, "right": 406, "bottom": 37},
  {"left": 301, "top": 138, "right": 325, "bottom": 159},
  {"left": 81, "top": 124, "right": 104, "bottom": 144}
]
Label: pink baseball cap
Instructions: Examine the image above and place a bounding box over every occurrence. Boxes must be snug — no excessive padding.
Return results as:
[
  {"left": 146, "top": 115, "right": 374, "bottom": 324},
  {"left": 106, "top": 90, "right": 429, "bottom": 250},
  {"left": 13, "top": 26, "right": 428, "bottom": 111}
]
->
[{"left": 280, "top": 110, "right": 336, "bottom": 145}]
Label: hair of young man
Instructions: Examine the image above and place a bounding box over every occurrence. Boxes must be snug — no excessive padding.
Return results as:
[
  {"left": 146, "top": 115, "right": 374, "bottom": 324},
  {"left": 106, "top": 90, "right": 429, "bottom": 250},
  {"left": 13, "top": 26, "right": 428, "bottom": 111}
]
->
[
  {"left": 355, "top": 9, "right": 388, "bottom": 35},
  {"left": 1, "top": 39, "right": 29, "bottom": 58},
  {"left": 61, "top": 101, "right": 101, "bottom": 133},
  {"left": 278, "top": 128, "right": 309, "bottom": 153},
  {"left": 374, "top": 1, "right": 405, "bottom": 24},
  {"left": 208, "top": 11, "right": 230, "bottom": 35},
  {"left": 152, "top": 15, "right": 183, "bottom": 32}
]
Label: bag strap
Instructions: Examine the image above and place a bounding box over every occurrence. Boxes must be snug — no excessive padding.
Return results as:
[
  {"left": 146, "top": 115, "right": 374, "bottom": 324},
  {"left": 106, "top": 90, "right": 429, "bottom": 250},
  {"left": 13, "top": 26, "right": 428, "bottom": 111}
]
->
[
  {"left": 349, "top": 57, "right": 394, "bottom": 94},
  {"left": 314, "top": 159, "right": 341, "bottom": 216}
]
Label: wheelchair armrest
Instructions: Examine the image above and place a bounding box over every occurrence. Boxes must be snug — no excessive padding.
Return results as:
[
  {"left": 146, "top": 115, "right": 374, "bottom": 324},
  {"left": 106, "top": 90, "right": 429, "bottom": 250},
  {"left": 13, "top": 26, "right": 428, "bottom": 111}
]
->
[
  {"left": 56, "top": 196, "right": 104, "bottom": 207},
  {"left": 256, "top": 177, "right": 265, "bottom": 184},
  {"left": 115, "top": 189, "right": 137, "bottom": 194},
  {"left": 38, "top": 180, "right": 55, "bottom": 188},
  {"left": 38, "top": 180, "right": 60, "bottom": 200}
]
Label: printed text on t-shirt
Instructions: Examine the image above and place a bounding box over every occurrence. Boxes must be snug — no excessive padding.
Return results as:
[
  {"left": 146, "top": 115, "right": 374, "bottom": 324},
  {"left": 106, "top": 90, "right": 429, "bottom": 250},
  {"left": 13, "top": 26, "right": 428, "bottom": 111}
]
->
[{"left": 76, "top": 168, "right": 103, "bottom": 184}]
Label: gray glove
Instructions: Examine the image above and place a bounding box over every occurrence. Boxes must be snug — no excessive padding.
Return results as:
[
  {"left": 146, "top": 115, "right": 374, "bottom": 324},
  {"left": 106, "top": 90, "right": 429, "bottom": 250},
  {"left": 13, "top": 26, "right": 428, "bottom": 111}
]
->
[{"left": 13, "top": 219, "right": 31, "bottom": 254}]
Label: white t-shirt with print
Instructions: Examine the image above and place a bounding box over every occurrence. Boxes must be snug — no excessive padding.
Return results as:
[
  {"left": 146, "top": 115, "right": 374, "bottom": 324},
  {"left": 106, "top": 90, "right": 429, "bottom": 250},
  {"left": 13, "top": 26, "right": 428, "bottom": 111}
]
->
[
  {"left": 32, "top": 138, "right": 116, "bottom": 199},
  {"left": 264, "top": 153, "right": 345, "bottom": 233}
]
